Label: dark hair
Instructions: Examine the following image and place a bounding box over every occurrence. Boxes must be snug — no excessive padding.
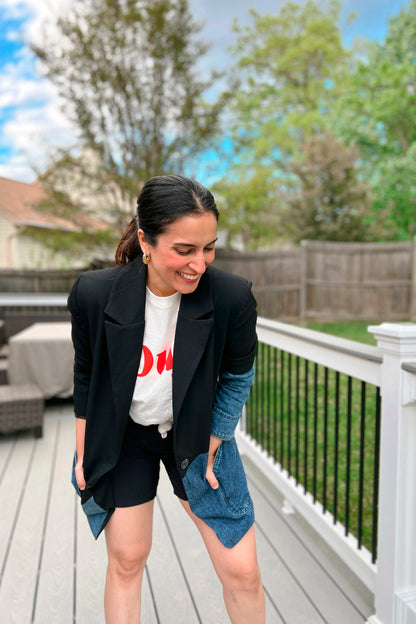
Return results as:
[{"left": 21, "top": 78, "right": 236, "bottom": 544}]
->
[{"left": 115, "top": 175, "right": 219, "bottom": 265}]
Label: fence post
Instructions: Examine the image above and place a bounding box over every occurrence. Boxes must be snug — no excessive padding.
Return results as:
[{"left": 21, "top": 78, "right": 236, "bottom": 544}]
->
[
  {"left": 299, "top": 240, "right": 307, "bottom": 324},
  {"left": 367, "top": 322, "right": 416, "bottom": 624}
]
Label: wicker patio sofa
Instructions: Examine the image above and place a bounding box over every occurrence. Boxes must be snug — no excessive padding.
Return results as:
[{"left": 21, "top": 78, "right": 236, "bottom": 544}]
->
[{"left": 0, "top": 384, "right": 44, "bottom": 438}]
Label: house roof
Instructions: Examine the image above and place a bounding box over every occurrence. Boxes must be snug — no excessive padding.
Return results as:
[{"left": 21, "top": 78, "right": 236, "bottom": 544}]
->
[{"left": 0, "top": 176, "right": 108, "bottom": 232}]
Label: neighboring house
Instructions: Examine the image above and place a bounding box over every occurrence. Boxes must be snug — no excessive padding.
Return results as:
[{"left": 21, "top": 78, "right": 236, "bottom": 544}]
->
[{"left": 0, "top": 176, "right": 110, "bottom": 269}]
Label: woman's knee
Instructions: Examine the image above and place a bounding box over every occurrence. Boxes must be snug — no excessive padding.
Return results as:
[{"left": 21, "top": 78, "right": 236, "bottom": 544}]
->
[
  {"left": 108, "top": 543, "right": 151, "bottom": 581},
  {"left": 222, "top": 560, "right": 262, "bottom": 594}
]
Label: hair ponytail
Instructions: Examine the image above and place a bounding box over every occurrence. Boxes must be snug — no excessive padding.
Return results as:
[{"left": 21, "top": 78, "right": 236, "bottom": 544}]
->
[{"left": 115, "top": 217, "right": 141, "bottom": 265}]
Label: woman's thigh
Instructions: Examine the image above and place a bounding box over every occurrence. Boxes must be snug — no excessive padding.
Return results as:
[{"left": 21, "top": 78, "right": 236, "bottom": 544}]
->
[
  {"left": 105, "top": 501, "right": 154, "bottom": 565},
  {"left": 179, "top": 500, "right": 260, "bottom": 584}
]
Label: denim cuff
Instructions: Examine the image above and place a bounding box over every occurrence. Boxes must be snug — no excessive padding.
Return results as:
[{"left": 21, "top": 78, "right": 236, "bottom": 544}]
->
[{"left": 211, "top": 366, "right": 255, "bottom": 441}]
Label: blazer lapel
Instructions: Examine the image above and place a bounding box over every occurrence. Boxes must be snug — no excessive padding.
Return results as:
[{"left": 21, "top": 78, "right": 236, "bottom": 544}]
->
[
  {"left": 104, "top": 259, "right": 146, "bottom": 423},
  {"left": 173, "top": 271, "right": 214, "bottom": 421}
]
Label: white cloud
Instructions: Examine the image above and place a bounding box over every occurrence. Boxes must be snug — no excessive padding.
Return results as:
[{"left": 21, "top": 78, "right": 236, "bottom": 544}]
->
[
  {"left": 0, "top": 64, "right": 54, "bottom": 109},
  {"left": 0, "top": 0, "right": 75, "bottom": 181},
  {"left": 1, "top": 100, "right": 77, "bottom": 171},
  {"left": 0, "top": 152, "right": 37, "bottom": 181}
]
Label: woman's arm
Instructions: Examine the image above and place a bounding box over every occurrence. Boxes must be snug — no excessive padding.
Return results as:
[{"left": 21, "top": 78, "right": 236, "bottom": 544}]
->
[
  {"left": 210, "top": 367, "right": 255, "bottom": 441},
  {"left": 206, "top": 281, "right": 257, "bottom": 489},
  {"left": 206, "top": 367, "right": 255, "bottom": 489},
  {"left": 68, "top": 276, "right": 92, "bottom": 491},
  {"left": 68, "top": 276, "right": 93, "bottom": 419}
]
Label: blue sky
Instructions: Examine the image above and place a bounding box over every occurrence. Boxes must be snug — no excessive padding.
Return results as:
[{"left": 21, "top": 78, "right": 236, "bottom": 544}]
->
[{"left": 0, "top": 0, "right": 411, "bottom": 183}]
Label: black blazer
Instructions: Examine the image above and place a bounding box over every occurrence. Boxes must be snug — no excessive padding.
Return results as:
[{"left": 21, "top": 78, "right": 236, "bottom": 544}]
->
[{"left": 68, "top": 257, "right": 257, "bottom": 508}]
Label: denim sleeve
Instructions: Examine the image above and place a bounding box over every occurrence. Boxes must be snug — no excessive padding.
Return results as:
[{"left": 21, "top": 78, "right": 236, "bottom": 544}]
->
[{"left": 210, "top": 366, "right": 255, "bottom": 441}]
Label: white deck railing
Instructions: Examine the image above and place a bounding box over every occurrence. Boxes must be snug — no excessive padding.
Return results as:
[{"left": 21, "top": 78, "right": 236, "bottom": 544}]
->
[{"left": 236, "top": 319, "right": 416, "bottom": 624}]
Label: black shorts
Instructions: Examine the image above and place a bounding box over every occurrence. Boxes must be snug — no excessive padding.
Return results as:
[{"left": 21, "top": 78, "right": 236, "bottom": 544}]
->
[{"left": 109, "top": 417, "right": 188, "bottom": 507}]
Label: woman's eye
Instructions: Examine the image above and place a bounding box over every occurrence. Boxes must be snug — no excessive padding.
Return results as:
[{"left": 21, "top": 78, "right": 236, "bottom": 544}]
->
[{"left": 176, "top": 249, "right": 191, "bottom": 256}]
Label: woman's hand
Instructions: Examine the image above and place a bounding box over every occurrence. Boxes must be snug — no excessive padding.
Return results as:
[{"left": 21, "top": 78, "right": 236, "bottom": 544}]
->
[
  {"left": 75, "top": 460, "right": 86, "bottom": 491},
  {"left": 75, "top": 417, "right": 86, "bottom": 491},
  {"left": 206, "top": 435, "right": 222, "bottom": 490}
]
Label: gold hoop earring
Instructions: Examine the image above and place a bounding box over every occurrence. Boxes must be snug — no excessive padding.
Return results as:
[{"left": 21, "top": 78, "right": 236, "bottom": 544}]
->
[{"left": 142, "top": 253, "right": 151, "bottom": 265}]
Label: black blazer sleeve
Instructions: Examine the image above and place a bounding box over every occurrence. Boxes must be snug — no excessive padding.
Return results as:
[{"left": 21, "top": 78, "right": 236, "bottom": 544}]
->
[
  {"left": 219, "top": 278, "right": 258, "bottom": 375},
  {"left": 68, "top": 276, "right": 93, "bottom": 419}
]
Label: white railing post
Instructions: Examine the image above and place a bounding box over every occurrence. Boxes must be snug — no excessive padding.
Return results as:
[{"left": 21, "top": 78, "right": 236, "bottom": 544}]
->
[{"left": 368, "top": 323, "right": 416, "bottom": 624}]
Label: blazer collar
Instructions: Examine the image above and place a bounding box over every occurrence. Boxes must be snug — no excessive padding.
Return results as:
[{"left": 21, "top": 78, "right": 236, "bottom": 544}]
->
[{"left": 104, "top": 257, "right": 146, "bottom": 325}]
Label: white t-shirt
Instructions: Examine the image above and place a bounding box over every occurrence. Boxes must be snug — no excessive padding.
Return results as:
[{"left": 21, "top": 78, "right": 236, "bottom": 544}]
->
[{"left": 129, "top": 287, "right": 181, "bottom": 436}]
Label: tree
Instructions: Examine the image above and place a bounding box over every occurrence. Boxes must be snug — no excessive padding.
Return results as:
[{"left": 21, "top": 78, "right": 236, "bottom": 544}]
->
[
  {"left": 32, "top": 0, "right": 225, "bottom": 227},
  {"left": 226, "top": 1, "right": 348, "bottom": 165},
  {"left": 279, "top": 133, "right": 385, "bottom": 242},
  {"left": 371, "top": 144, "right": 416, "bottom": 240},
  {"left": 216, "top": 0, "right": 352, "bottom": 247},
  {"left": 333, "top": 0, "right": 416, "bottom": 239}
]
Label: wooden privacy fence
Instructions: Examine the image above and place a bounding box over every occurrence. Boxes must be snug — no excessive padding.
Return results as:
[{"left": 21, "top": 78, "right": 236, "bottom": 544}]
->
[
  {"left": 0, "top": 268, "right": 81, "bottom": 294},
  {"left": 0, "top": 239, "right": 415, "bottom": 323},
  {"left": 214, "top": 239, "right": 416, "bottom": 322}
]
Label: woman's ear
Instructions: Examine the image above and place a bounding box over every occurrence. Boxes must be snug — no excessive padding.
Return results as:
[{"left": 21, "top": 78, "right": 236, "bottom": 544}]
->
[{"left": 137, "top": 229, "right": 149, "bottom": 255}]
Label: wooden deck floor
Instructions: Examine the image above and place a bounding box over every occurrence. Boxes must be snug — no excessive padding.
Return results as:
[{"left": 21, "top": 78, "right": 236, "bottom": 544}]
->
[{"left": 0, "top": 402, "right": 374, "bottom": 623}]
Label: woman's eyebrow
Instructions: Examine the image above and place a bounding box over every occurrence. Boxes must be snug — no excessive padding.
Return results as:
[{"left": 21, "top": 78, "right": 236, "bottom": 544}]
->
[{"left": 173, "top": 237, "right": 218, "bottom": 247}]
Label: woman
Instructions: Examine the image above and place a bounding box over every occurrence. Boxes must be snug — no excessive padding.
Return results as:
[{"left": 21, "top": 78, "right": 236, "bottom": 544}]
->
[{"left": 69, "top": 175, "right": 265, "bottom": 623}]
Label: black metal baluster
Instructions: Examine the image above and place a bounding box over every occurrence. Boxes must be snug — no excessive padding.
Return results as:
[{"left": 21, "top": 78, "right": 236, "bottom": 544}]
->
[
  {"left": 303, "top": 359, "right": 309, "bottom": 493},
  {"left": 358, "top": 382, "right": 366, "bottom": 549},
  {"left": 287, "top": 353, "right": 292, "bottom": 474},
  {"left": 295, "top": 356, "right": 300, "bottom": 484},
  {"left": 323, "top": 367, "right": 329, "bottom": 514},
  {"left": 265, "top": 344, "right": 271, "bottom": 453},
  {"left": 372, "top": 387, "right": 381, "bottom": 563},
  {"left": 254, "top": 345, "right": 260, "bottom": 441},
  {"left": 280, "top": 350, "right": 285, "bottom": 468},
  {"left": 334, "top": 371, "right": 340, "bottom": 525},
  {"left": 313, "top": 363, "right": 318, "bottom": 503},
  {"left": 345, "top": 376, "right": 353, "bottom": 537},
  {"left": 273, "top": 347, "right": 278, "bottom": 462}
]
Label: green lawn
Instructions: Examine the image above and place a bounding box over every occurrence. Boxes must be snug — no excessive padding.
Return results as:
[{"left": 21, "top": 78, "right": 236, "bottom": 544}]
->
[{"left": 305, "top": 321, "right": 379, "bottom": 345}]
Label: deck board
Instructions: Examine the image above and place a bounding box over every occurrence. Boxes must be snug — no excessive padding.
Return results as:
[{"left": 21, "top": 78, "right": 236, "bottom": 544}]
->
[
  {"left": 34, "top": 414, "right": 75, "bottom": 624},
  {"left": 0, "top": 402, "right": 374, "bottom": 623}
]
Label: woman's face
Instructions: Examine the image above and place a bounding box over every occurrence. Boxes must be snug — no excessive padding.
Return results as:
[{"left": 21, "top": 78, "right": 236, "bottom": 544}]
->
[{"left": 138, "top": 211, "right": 218, "bottom": 297}]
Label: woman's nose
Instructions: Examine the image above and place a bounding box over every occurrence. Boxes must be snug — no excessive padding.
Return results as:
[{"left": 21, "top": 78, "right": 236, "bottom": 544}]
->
[{"left": 188, "top": 253, "right": 206, "bottom": 274}]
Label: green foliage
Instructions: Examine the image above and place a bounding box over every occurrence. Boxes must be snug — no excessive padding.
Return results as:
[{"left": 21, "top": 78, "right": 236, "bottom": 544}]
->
[
  {"left": 214, "top": 168, "right": 280, "bottom": 249},
  {"left": 217, "top": 1, "right": 373, "bottom": 247},
  {"left": 279, "top": 133, "right": 386, "bottom": 242},
  {"left": 372, "top": 144, "right": 416, "bottom": 239},
  {"left": 217, "top": 0, "right": 416, "bottom": 247},
  {"left": 228, "top": 0, "right": 348, "bottom": 164},
  {"left": 333, "top": 0, "right": 416, "bottom": 239}
]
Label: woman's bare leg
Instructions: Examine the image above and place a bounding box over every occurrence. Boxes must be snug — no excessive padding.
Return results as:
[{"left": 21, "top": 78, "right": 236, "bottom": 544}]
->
[
  {"left": 104, "top": 501, "right": 154, "bottom": 624},
  {"left": 180, "top": 500, "right": 265, "bottom": 623}
]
